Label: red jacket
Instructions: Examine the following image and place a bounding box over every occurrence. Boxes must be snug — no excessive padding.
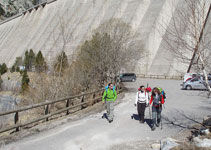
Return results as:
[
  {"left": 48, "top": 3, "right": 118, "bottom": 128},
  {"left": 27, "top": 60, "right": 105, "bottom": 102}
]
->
[{"left": 149, "top": 94, "right": 164, "bottom": 107}]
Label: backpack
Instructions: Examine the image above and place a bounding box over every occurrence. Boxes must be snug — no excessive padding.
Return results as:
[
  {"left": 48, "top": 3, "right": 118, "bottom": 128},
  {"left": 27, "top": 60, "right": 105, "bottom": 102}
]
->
[
  {"left": 158, "top": 87, "right": 166, "bottom": 99},
  {"left": 105, "top": 85, "right": 116, "bottom": 93}
]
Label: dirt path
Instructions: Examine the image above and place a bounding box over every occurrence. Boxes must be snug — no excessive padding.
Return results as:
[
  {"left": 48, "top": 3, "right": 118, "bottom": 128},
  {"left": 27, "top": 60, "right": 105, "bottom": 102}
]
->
[{"left": 2, "top": 78, "right": 211, "bottom": 150}]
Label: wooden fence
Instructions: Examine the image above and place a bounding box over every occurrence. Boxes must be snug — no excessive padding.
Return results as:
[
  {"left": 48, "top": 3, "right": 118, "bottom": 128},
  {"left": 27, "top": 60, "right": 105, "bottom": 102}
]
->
[
  {"left": 137, "top": 74, "right": 184, "bottom": 80},
  {"left": 0, "top": 86, "right": 122, "bottom": 134}
]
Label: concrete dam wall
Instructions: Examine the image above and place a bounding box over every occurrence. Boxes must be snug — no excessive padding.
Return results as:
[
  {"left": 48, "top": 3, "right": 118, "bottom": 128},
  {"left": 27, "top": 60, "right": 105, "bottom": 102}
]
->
[{"left": 0, "top": 0, "right": 185, "bottom": 75}]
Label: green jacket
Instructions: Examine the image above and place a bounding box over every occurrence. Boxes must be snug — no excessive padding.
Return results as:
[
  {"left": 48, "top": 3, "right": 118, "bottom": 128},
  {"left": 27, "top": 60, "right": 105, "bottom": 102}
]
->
[{"left": 102, "top": 89, "right": 117, "bottom": 102}]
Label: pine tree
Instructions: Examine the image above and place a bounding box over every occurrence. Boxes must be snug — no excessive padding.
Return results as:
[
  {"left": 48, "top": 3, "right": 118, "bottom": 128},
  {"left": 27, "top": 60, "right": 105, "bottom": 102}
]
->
[
  {"left": 12, "top": 57, "right": 23, "bottom": 72},
  {"left": 24, "top": 50, "right": 30, "bottom": 71},
  {"left": 0, "top": 5, "right": 5, "bottom": 17},
  {"left": 16, "top": 66, "right": 20, "bottom": 72},
  {"left": 54, "top": 51, "right": 69, "bottom": 75},
  {"left": 35, "top": 51, "right": 47, "bottom": 73},
  {"left": 0, "top": 75, "right": 2, "bottom": 90},
  {"left": 0, "top": 63, "right": 8, "bottom": 75},
  {"left": 21, "top": 69, "right": 30, "bottom": 93},
  {"left": 29, "top": 49, "right": 36, "bottom": 71},
  {"left": 10, "top": 65, "right": 15, "bottom": 73}
]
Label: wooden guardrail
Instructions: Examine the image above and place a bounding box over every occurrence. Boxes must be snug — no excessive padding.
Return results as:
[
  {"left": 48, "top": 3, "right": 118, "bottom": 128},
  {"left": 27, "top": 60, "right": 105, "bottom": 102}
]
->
[
  {"left": 0, "top": 86, "right": 122, "bottom": 134},
  {"left": 136, "top": 74, "right": 184, "bottom": 80}
]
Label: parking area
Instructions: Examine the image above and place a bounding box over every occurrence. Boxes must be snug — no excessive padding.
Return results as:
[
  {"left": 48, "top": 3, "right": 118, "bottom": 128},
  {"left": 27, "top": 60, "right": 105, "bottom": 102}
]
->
[{"left": 123, "top": 78, "right": 211, "bottom": 122}]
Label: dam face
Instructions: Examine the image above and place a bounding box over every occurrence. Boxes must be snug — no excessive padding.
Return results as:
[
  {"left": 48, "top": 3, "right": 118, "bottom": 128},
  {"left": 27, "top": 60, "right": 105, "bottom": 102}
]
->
[{"left": 0, "top": 0, "right": 188, "bottom": 75}]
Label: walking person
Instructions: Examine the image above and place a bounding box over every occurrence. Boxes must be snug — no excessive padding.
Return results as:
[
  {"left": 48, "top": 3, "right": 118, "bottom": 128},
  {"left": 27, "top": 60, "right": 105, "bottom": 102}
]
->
[
  {"left": 102, "top": 83, "right": 117, "bottom": 123},
  {"left": 149, "top": 87, "right": 164, "bottom": 131},
  {"left": 134, "top": 85, "right": 149, "bottom": 123}
]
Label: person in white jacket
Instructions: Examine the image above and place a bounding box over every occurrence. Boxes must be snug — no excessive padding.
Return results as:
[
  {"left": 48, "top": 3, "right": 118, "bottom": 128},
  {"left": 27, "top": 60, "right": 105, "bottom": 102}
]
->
[{"left": 134, "top": 85, "right": 149, "bottom": 123}]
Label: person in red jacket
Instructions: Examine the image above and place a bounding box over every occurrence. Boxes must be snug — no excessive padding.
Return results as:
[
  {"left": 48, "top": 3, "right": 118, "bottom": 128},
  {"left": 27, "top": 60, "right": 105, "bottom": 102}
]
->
[{"left": 149, "top": 87, "right": 164, "bottom": 131}]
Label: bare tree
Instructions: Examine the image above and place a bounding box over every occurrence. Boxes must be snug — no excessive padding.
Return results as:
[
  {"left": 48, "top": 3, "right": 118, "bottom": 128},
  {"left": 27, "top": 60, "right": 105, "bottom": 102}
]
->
[
  {"left": 25, "top": 12, "right": 75, "bottom": 104},
  {"left": 76, "top": 18, "right": 143, "bottom": 87},
  {"left": 161, "top": 0, "right": 211, "bottom": 93},
  {"left": 52, "top": 12, "right": 73, "bottom": 77}
]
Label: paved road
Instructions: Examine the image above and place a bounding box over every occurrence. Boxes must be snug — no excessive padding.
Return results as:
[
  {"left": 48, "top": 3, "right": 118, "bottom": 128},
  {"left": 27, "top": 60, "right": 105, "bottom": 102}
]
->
[{"left": 2, "top": 78, "right": 211, "bottom": 150}]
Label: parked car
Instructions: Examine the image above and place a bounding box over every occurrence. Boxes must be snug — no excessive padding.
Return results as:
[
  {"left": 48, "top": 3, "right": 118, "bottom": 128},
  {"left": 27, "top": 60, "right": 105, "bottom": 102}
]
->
[
  {"left": 181, "top": 77, "right": 211, "bottom": 90},
  {"left": 120, "top": 73, "right": 136, "bottom": 82},
  {"left": 183, "top": 73, "right": 203, "bottom": 82}
]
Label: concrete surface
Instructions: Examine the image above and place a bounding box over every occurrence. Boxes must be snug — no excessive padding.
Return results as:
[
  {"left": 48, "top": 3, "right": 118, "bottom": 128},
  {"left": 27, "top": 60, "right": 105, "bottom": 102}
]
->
[
  {"left": 1, "top": 78, "right": 211, "bottom": 150},
  {"left": 0, "top": 0, "right": 185, "bottom": 75}
]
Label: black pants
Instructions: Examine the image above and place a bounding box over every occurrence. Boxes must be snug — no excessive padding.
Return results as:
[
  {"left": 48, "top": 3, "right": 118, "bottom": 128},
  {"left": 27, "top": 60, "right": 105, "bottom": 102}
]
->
[{"left": 137, "top": 103, "right": 146, "bottom": 121}]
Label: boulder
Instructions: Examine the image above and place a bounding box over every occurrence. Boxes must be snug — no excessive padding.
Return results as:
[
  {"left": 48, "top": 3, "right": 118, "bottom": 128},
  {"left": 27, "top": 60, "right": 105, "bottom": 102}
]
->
[
  {"left": 193, "top": 137, "right": 211, "bottom": 148},
  {"left": 200, "top": 129, "right": 210, "bottom": 136},
  {"left": 151, "top": 143, "right": 160, "bottom": 150},
  {"left": 203, "top": 116, "right": 211, "bottom": 126},
  {"left": 161, "top": 138, "right": 179, "bottom": 150}
]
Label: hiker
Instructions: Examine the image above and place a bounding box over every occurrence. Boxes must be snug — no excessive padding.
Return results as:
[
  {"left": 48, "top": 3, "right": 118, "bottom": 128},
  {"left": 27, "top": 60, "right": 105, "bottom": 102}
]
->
[
  {"left": 149, "top": 87, "right": 164, "bottom": 131},
  {"left": 102, "top": 83, "right": 117, "bottom": 123},
  {"left": 135, "top": 85, "right": 149, "bottom": 123}
]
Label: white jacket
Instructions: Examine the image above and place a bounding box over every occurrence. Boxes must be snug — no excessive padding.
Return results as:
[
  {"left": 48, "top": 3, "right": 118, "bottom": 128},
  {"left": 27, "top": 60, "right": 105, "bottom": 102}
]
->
[{"left": 135, "top": 91, "right": 149, "bottom": 104}]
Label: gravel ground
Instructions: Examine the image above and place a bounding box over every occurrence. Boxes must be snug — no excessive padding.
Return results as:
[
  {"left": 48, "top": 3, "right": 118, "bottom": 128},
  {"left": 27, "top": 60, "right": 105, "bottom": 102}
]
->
[{"left": 1, "top": 78, "right": 211, "bottom": 150}]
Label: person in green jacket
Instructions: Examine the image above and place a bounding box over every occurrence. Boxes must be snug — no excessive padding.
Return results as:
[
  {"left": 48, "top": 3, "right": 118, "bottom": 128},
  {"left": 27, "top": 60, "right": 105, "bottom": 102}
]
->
[{"left": 102, "top": 83, "right": 117, "bottom": 123}]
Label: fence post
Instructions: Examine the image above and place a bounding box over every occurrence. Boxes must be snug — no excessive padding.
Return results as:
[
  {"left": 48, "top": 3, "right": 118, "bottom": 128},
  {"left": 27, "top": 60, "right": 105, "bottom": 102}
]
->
[
  {"left": 45, "top": 105, "right": 49, "bottom": 121},
  {"left": 66, "top": 99, "right": 70, "bottom": 115},
  {"left": 14, "top": 112, "right": 19, "bottom": 132},
  {"left": 81, "top": 93, "right": 85, "bottom": 109},
  {"left": 93, "top": 92, "right": 97, "bottom": 103}
]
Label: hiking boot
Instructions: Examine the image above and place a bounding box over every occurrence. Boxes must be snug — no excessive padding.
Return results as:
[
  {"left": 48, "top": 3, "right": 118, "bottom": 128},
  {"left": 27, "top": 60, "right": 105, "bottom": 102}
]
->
[
  {"left": 156, "top": 123, "right": 160, "bottom": 127},
  {"left": 151, "top": 126, "right": 156, "bottom": 131},
  {"left": 139, "top": 120, "right": 144, "bottom": 123}
]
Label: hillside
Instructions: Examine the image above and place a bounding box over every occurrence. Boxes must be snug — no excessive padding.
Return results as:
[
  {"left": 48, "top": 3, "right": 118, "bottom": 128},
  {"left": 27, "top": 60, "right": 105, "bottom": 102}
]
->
[{"left": 0, "top": 0, "right": 36, "bottom": 20}]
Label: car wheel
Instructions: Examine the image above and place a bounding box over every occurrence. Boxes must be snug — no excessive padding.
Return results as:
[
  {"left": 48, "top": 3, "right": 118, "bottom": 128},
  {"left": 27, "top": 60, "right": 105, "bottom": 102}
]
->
[{"left": 186, "top": 85, "right": 192, "bottom": 90}]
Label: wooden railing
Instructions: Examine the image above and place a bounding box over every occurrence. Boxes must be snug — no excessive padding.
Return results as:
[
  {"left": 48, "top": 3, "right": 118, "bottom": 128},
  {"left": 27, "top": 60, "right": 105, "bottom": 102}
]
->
[
  {"left": 137, "top": 74, "right": 184, "bottom": 80},
  {"left": 0, "top": 86, "right": 122, "bottom": 134}
]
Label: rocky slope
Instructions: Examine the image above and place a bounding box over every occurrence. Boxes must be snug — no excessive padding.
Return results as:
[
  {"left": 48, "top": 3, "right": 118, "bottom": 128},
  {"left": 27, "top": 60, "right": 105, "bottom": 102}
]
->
[{"left": 0, "top": 0, "right": 36, "bottom": 20}]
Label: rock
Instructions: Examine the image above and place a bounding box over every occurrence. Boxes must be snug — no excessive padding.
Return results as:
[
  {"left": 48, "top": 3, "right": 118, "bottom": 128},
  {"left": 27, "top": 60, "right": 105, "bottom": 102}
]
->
[
  {"left": 193, "top": 137, "right": 211, "bottom": 148},
  {"left": 203, "top": 116, "right": 211, "bottom": 126},
  {"left": 0, "top": 0, "right": 35, "bottom": 20},
  {"left": 161, "top": 138, "right": 179, "bottom": 150},
  {"left": 200, "top": 129, "right": 210, "bottom": 136},
  {"left": 151, "top": 143, "right": 160, "bottom": 150}
]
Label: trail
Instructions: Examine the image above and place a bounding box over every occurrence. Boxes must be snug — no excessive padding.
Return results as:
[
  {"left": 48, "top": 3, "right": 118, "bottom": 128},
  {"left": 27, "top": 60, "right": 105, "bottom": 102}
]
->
[{"left": 2, "top": 78, "right": 211, "bottom": 150}]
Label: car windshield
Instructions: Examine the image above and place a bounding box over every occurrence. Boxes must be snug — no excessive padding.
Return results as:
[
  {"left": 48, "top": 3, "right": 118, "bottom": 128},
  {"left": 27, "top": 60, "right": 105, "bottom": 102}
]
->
[{"left": 191, "top": 78, "right": 199, "bottom": 82}]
